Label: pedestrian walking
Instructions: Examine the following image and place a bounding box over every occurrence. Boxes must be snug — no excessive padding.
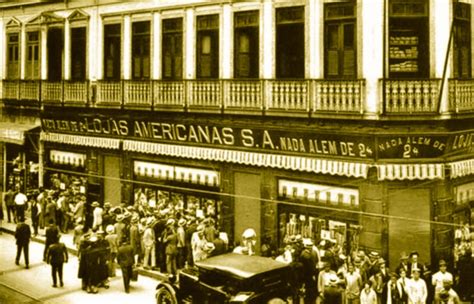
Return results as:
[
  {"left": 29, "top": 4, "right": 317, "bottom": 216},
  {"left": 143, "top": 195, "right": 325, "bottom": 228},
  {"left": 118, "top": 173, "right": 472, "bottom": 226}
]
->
[
  {"left": 432, "top": 260, "right": 453, "bottom": 303},
  {"left": 44, "top": 219, "right": 60, "bottom": 261},
  {"left": 14, "top": 190, "right": 28, "bottom": 222},
  {"left": 37, "top": 187, "right": 46, "bottom": 229},
  {"left": 117, "top": 238, "right": 135, "bottom": 293},
  {"left": 164, "top": 219, "right": 178, "bottom": 275},
  {"left": 30, "top": 194, "right": 40, "bottom": 236},
  {"left": 47, "top": 237, "right": 68, "bottom": 287},
  {"left": 142, "top": 217, "right": 156, "bottom": 269},
  {"left": 105, "top": 225, "right": 118, "bottom": 277},
  {"left": 4, "top": 188, "right": 16, "bottom": 223},
  {"left": 14, "top": 218, "right": 31, "bottom": 269},
  {"left": 345, "top": 263, "right": 363, "bottom": 304},
  {"left": 92, "top": 201, "right": 103, "bottom": 232}
]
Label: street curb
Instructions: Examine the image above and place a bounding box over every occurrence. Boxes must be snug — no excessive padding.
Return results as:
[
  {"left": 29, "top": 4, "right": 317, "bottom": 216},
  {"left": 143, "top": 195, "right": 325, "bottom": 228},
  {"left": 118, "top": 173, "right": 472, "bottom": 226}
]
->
[{"left": 0, "top": 226, "right": 167, "bottom": 282}]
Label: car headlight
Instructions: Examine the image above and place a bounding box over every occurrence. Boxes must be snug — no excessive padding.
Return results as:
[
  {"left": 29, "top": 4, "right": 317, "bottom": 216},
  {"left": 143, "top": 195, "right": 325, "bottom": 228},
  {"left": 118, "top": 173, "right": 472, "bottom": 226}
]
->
[{"left": 229, "top": 292, "right": 253, "bottom": 303}]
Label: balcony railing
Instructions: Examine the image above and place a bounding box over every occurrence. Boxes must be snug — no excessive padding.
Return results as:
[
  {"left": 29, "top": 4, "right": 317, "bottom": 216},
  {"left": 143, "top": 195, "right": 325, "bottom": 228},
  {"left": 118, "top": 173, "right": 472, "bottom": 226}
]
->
[
  {"left": 2, "top": 78, "right": 366, "bottom": 116},
  {"left": 448, "top": 79, "right": 474, "bottom": 113},
  {"left": 381, "top": 79, "right": 441, "bottom": 114}
]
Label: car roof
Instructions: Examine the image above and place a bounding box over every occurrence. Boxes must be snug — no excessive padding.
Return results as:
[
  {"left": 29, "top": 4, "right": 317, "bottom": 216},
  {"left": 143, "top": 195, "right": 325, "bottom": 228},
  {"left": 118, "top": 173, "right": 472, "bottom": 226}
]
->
[{"left": 194, "top": 253, "right": 289, "bottom": 279}]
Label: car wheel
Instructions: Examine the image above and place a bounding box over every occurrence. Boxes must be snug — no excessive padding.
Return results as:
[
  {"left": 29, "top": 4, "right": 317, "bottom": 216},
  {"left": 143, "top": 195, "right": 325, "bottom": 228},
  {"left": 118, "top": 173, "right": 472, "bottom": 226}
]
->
[{"left": 156, "top": 287, "right": 177, "bottom": 304}]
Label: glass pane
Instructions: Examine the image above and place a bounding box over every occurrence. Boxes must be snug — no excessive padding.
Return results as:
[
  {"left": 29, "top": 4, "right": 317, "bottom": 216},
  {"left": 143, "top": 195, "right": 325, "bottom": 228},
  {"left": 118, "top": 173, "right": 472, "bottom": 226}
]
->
[
  {"left": 239, "top": 33, "right": 250, "bottom": 53},
  {"left": 201, "top": 35, "right": 211, "bottom": 54},
  {"left": 344, "top": 23, "right": 354, "bottom": 48},
  {"left": 327, "top": 25, "right": 339, "bottom": 49}
]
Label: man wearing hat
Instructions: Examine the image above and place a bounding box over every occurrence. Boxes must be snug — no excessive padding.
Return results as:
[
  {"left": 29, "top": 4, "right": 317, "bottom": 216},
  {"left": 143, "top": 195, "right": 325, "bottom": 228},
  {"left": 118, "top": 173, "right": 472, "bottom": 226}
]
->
[
  {"left": 164, "top": 218, "right": 178, "bottom": 275},
  {"left": 114, "top": 214, "right": 127, "bottom": 246},
  {"left": 431, "top": 260, "right": 453, "bottom": 303},
  {"left": 438, "top": 279, "right": 460, "bottom": 304},
  {"left": 345, "top": 262, "right": 363, "bottom": 304},
  {"left": 142, "top": 217, "right": 156, "bottom": 269},
  {"left": 91, "top": 202, "right": 103, "bottom": 232},
  {"left": 396, "top": 252, "right": 410, "bottom": 276},
  {"left": 176, "top": 218, "right": 187, "bottom": 269},
  {"left": 406, "top": 267, "right": 427, "bottom": 304},
  {"left": 299, "top": 238, "right": 317, "bottom": 304},
  {"left": 407, "top": 252, "right": 425, "bottom": 279},
  {"left": 129, "top": 215, "right": 141, "bottom": 267}
]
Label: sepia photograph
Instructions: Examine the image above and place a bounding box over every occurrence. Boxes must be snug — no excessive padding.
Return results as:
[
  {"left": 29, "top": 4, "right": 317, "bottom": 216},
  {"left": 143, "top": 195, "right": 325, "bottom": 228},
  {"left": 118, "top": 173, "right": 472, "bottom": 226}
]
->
[{"left": 0, "top": 0, "right": 473, "bottom": 303}]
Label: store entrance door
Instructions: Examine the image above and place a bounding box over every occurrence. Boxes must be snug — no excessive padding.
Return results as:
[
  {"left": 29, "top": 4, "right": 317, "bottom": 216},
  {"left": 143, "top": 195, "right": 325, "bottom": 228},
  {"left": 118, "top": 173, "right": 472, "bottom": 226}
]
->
[
  {"left": 388, "top": 188, "right": 431, "bottom": 268},
  {"left": 103, "top": 155, "right": 121, "bottom": 206},
  {"left": 234, "top": 172, "right": 261, "bottom": 253}
]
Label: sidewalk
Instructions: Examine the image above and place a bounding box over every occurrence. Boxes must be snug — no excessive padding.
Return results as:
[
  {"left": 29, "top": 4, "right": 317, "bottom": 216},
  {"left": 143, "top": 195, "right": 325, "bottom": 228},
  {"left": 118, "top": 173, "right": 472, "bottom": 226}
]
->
[{"left": 0, "top": 218, "right": 167, "bottom": 281}]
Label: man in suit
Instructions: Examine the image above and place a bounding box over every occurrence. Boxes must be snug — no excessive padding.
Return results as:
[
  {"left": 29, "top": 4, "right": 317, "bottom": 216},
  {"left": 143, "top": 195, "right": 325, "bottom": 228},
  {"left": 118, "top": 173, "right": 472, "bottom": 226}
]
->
[
  {"left": 117, "top": 238, "right": 135, "bottom": 293},
  {"left": 47, "top": 237, "right": 68, "bottom": 287},
  {"left": 407, "top": 251, "right": 425, "bottom": 279},
  {"left": 44, "top": 219, "right": 60, "bottom": 262},
  {"left": 15, "top": 218, "right": 31, "bottom": 268}
]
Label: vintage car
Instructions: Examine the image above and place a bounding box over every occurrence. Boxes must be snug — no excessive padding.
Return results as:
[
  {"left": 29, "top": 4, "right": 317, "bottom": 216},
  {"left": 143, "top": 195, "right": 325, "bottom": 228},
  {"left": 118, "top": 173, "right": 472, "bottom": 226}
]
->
[{"left": 155, "top": 253, "right": 296, "bottom": 303}]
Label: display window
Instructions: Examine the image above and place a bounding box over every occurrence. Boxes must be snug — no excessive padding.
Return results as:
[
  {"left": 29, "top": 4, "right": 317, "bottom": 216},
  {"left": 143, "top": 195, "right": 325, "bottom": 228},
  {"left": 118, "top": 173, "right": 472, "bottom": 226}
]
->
[
  {"left": 134, "top": 186, "right": 222, "bottom": 222},
  {"left": 388, "top": 0, "right": 429, "bottom": 78},
  {"left": 278, "top": 206, "right": 360, "bottom": 255}
]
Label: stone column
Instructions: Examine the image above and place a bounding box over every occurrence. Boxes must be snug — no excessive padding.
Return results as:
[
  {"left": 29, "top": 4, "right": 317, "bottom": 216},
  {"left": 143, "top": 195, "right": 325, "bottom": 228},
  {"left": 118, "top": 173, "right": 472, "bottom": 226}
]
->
[
  {"left": 361, "top": 0, "right": 384, "bottom": 116},
  {"left": 185, "top": 8, "right": 196, "bottom": 79},
  {"left": 152, "top": 11, "right": 162, "bottom": 80},
  {"left": 123, "top": 15, "right": 131, "bottom": 80}
]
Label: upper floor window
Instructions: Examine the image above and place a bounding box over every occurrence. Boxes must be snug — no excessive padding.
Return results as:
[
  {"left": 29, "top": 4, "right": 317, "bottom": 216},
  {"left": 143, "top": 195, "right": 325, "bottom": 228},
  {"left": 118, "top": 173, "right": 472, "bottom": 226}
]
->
[
  {"left": 47, "top": 27, "right": 63, "bottom": 81},
  {"left": 324, "top": 2, "right": 356, "bottom": 78},
  {"left": 234, "top": 10, "right": 259, "bottom": 78},
  {"left": 453, "top": 2, "right": 471, "bottom": 79},
  {"left": 388, "top": 0, "right": 429, "bottom": 78},
  {"left": 196, "top": 14, "right": 219, "bottom": 78},
  {"left": 26, "top": 31, "right": 40, "bottom": 79},
  {"left": 104, "top": 23, "right": 122, "bottom": 80},
  {"left": 162, "top": 18, "right": 183, "bottom": 80},
  {"left": 7, "top": 33, "right": 19, "bottom": 79},
  {"left": 276, "top": 6, "right": 304, "bottom": 79},
  {"left": 71, "top": 27, "right": 87, "bottom": 80},
  {"left": 132, "top": 21, "right": 150, "bottom": 80}
]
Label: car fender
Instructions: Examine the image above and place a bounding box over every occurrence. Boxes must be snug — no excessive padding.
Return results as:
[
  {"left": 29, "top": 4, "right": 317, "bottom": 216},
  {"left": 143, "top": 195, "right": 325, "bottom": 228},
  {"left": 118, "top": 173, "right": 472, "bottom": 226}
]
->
[{"left": 156, "top": 281, "right": 177, "bottom": 295}]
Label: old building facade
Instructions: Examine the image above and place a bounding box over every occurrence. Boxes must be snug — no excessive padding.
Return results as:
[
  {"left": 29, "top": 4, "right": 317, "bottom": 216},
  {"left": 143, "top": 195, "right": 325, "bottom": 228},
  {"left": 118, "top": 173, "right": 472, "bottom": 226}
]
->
[{"left": 1, "top": 0, "right": 474, "bottom": 268}]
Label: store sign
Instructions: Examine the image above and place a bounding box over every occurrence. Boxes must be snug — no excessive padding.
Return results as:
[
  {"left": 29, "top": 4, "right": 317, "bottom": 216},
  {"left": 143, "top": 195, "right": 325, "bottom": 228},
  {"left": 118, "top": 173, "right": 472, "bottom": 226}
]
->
[
  {"left": 41, "top": 116, "right": 474, "bottom": 160},
  {"left": 41, "top": 117, "right": 374, "bottom": 160},
  {"left": 377, "top": 135, "right": 448, "bottom": 159}
]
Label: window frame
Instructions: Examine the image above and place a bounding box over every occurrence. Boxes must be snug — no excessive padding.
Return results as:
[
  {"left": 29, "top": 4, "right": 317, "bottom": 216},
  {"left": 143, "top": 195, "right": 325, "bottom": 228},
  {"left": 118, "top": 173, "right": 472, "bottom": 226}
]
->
[
  {"left": 162, "top": 17, "right": 183, "bottom": 80},
  {"left": 234, "top": 10, "right": 259, "bottom": 79},
  {"left": 131, "top": 20, "right": 151, "bottom": 80},
  {"left": 103, "top": 23, "right": 122, "bottom": 80},
  {"left": 196, "top": 14, "right": 219, "bottom": 79}
]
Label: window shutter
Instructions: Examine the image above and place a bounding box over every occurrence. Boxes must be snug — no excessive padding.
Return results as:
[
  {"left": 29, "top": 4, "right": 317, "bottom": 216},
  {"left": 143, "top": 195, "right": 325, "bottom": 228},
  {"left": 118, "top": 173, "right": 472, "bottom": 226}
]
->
[
  {"left": 327, "top": 50, "right": 339, "bottom": 76},
  {"left": 343, "top": 49, "right": 355, "bottom": 76}
]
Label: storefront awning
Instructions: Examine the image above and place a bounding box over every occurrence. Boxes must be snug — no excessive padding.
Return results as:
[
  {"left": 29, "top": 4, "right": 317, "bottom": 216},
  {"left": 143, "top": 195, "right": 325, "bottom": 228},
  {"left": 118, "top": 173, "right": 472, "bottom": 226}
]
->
[
  {"left": 50, "top": 150, "right": 86, "bottom": 167},
  {"left": 124, "top": 140, "right": 369, "bottom": 178},
  {"left": 449, "top": 159, "right": 474, "bottom": 179},
  {"left": 134, "top": 161, "right": 220, "bottom": 187},
  {"left": 278, "top": 179, "right": 359, "bottom": 206},
  {"left": 0, "top": 122, "right": 39, "bottom": 145},
  {"left": 377, "top": 163, "right": 444, "bottom": 181},
  {"left": 41, "top": 132, "right": 120, "bottom": 149}
]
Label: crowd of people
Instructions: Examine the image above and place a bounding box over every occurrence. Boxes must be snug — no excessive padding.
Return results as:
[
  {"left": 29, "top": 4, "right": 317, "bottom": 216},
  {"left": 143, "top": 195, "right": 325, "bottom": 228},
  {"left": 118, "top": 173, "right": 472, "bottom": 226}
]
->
[
  {"left": 270, "top": 235, "right": 474, "bottom": 304},
  {"left": 2, "top": 183, "right": 474, "bottom": 302}
]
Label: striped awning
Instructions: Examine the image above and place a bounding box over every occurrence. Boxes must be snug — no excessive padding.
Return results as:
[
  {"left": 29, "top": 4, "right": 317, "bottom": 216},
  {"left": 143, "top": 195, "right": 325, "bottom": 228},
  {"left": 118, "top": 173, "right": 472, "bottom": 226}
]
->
[
  {"left": 454, "top": 181, "right": 474, "bottom": 204},
  {"left": 278, "top": 179, "right": 359, "bottom": 206},
  {"left": 450, "top": 159, "right": 474, "bottom": 179},
  {"left": 134, "top": 161, "right": 220, "bottom": 187},
  {"left": 50, "top": 150, "right": 86, "bottom": 167},
  {"left": 41, "top": 132, "right": 120, "bottom": 149},
  {"left": 124, "top": 140, "right": 369, "bottom": 178},
  {"left": 377, "top": 163, "right": 444, "bottom": 181},
  {"left": 0, "top": 122, "right": 39, "bottom": 145}
]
